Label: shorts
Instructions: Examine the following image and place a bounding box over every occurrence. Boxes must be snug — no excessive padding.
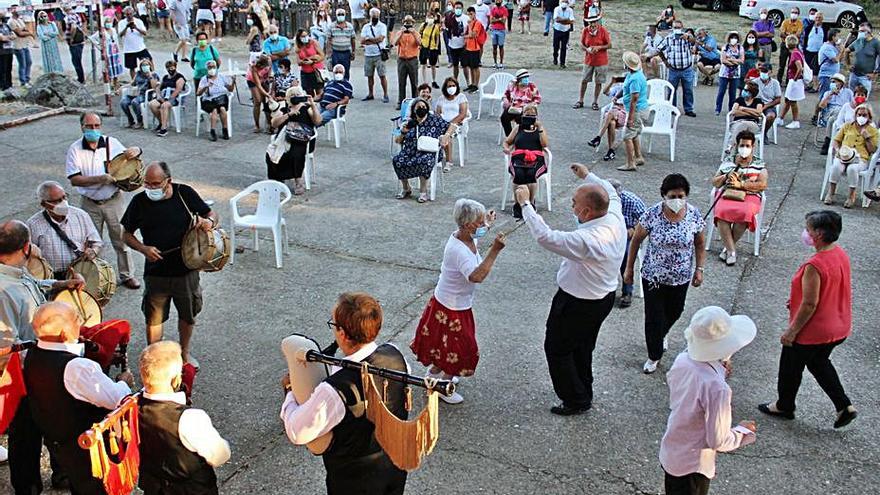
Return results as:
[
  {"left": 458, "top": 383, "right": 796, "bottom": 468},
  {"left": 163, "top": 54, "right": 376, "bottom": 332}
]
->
[
  {"left": 509, "top": 159, "right": 547, "bottom": 184},
  {"left": 212, "top": 10, "right": 224, "bottom": 21},
  {"left": 491, "top": 28, "right": 506, "bottom": 46},
  {"left": 200, "top": 95, "right": 229, "bottom": 113},
  {"left": 142, "top": 271, "right": 202, "bottom": 325},
  {"left": 581, "top": 64, "right": 608, "bottom": 83},
  {"left": 364, "top": 55, "right": 386, "bottom": 77},
  {"left": 196, "top": 9, "right": 214, "bottom": 24},
  {"left": 174, "top": 24, "right": 190, "bottom": 40},
  {"left": 518, "top": 7, "right": 530, "bottom": 21},
  {"left": 123, "top": 49, "right": 152, "bottom": 69},
  {"left": 301, "top": 71, "right": 324, "bottom": 95},
  {"left": 462, "top": 50, "right": 481, "bottom": 69},
  {"left": 762, "top": 105, "right": 777, "bottom": 117},
  {"left": 623, "top": 110, "right": 647, "bottom": 140},
  {"left": 419, "top": 47, "right": 440, "bottom": 66},
  {"left": 156, "top": 9, "right": 169, "bottom": 18},
  {"left": 699, "top": 56, "right": 719, "bottom": 67},
  {"left": 449, "top": 47, "right": 464, "bottom": 67}
]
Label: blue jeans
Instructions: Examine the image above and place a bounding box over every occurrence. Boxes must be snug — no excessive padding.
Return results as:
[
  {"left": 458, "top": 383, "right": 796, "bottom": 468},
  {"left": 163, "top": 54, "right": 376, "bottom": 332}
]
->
[
  {"left": 848, "top": 73, "right": 872, "bottom": 96},
  {"left": 543, "top": 11, "right": 552, "bottom": 34},
  {"left": 120, "top": 94, "right": 145, "bottom": 123},
  {"left": 817, "top": 76, "right": 831, "bottom": 99},
  {"left": 443, "top": 31, "right": 452, "bottom": 63},
  {"left": 69, "top": 43, "right": 85, "bottom": 83},
  {"left": 715, "top": 76, "right": 738, "bottom": 114},
  {"left": 667, "top": 67, "right": 695, "bottom": 113},
  {"left": 331, "top": 50, "right": 352, "bottom": 80},
  {"left": 14, "top": 48, "right": 32, "bottom": 85},
  {"left": 318, "top": 107, "right": 336, "bottom": 127}
]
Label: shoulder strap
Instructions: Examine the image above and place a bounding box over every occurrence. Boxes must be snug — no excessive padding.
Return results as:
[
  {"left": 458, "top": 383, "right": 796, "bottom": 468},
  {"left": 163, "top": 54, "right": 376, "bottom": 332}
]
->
[
  {"left": 42, "top": 210, "right": 84, "bottom": 257},
  {"left": 177, "top": 185, "right": 197, "bottom": 227},
  {"left": 211, "top": 45, "right": 219, "bottom": 62}
]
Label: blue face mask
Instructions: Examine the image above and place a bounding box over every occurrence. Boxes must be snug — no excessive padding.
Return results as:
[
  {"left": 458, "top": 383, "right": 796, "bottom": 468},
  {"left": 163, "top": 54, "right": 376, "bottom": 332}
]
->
[
  {"left": 473, "top": 225, "right": 488, "bottom": 239},
  {"left": 741, "top": 89, "right": 751, "bottom": 98},
  {"left": 454, "top": 8, "right": 462, "bottom": 16},
  {"left": 520, "top": 77, "right": 529, "bottom": 85},
  {"left": 83, "top": 129, "right": 102, "bottom": 142}
]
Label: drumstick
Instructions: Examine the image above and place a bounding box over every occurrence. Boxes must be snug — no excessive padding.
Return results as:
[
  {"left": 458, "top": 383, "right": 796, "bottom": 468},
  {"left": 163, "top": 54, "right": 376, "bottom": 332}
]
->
[{"left": 161, "top": 246, "right": 182, "bottom": 255}]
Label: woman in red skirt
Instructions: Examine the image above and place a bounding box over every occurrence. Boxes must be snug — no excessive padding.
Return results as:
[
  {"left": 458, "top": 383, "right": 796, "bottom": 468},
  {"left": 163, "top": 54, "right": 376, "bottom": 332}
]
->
[
  {"left": 711, "top": 130, "right": 768, "bottom": 267},
  {"left": 410, "top": 199, "right": 506, "bottom": 404}
]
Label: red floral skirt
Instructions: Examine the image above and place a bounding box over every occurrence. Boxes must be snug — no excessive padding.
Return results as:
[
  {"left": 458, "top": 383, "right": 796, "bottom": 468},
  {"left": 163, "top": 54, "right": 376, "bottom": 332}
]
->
[{"left": 410, "top": 296, "right": 479, "bottom": 377}]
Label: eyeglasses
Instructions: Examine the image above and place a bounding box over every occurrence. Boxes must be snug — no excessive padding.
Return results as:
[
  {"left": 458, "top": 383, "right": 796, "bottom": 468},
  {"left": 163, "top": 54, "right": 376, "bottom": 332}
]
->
[
  {"left": 45, "top": 194, "right": 68, "bottom": 205},
  {"left": 327, "top": 319, "right": 343, "bottom": 331}
]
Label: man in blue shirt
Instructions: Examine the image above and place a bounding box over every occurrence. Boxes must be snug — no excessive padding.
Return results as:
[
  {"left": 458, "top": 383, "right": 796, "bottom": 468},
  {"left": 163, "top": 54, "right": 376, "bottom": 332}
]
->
[
  {"left": 695, "top": 28, "right": 720, "bottom": 86},
  {"left": 318, "top": 64, "right": 353, "bottom": 126},
  {"left": 608, "top": 178, "right": 646, "bottom": 308},
  {"left": 262, "top": 24, "right": 291, "bottom": 74},
  {"left": 618, "top": 51, "right": 648, "bottom": 172}
]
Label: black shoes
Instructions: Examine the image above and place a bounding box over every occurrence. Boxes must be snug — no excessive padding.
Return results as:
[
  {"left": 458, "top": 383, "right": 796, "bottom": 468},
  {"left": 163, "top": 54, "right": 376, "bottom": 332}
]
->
[
  {"left": 685, "top": 111, "right": 697, "bottom": 117},
  {"left": 865, "top": 189, "right": 880, "bottom": 202},
  {"left": 209, "top": 129, "right": 217, "bottom": 142},
  {"left": 757, "top": 402, "right": 795, "bottom": 420},
  {"left": 222, "top": 128, "right": 229, "bottom": 140},
  {"left": 432, "top": 81, "right": 440, "bottom": 89},
  {"left": 587, "top": 135, "right": 601, "bottom": 148},
  {"left": 157, "top": 128, "right": 168, "bottom": 137},
  {"left": 513, "top": 202, "right": 522, "bottom": 219},
  {"left": 834, "top": 407, "right": 858, "bottom": 429},
  {"left": 619, "top": 293, "right": 632, "bottom": 308},
  {"left": 550, "top": 403, "right": 591, "bottom": 416},
  {"left": 603, "top": 148, "right": 616, "bottom": 161}
]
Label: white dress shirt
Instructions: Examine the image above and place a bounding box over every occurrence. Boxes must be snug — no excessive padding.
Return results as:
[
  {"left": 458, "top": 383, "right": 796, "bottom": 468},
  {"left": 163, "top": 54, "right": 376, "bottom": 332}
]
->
[
  {"left": 142, "top": 391, "right": 232, "bottom": 467},
  {"left": 36, "top": 340, "right": 131, "bottom": 410},
  {"left": 27, "top": 207, "right": 103, "bottom": 272},
  {"left": 279, "top": 342, "right": 380, "bottom": 445},
  {"left": 522, "top": 172, "right": 626, "bottom": 300},
  {"left": 65, "top": 136, "right": 126, "bottom": 201}
]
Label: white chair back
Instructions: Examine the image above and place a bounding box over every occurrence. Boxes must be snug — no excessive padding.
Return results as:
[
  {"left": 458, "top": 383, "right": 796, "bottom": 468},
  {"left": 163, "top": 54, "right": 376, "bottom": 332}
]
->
[
  {"left": 485, "top": 73, "right": 515, "bottom": 97},
  {"left": 646, "top": 79, "right": 674, "bottom": 105},
  {"left": 649, "top": 102, "right": 678, "bottom": 130}
]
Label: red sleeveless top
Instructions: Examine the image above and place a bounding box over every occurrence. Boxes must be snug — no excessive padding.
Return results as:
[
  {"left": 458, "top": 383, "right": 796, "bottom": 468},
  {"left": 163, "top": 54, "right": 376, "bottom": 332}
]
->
[
  {"left": 298, "top": 41, "right": 324, "bottom": 73},
  {"left": 788, "top": 245, "right": 852, "bottom": 345}
]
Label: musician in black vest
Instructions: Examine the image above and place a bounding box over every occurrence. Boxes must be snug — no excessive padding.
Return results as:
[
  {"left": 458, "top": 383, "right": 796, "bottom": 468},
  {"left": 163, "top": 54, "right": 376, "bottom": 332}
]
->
[
  {"left": 23, "top": 301, "right": 134, "bottom": 495},
  {"left": 138, "top": 340, "right": 231, "bottom": 494},
  {"left": 122, "top": 161, "right": 217, "bottom": 369},
  {"left": 280, "top": 292, "right": 409, "bottom": 495}
]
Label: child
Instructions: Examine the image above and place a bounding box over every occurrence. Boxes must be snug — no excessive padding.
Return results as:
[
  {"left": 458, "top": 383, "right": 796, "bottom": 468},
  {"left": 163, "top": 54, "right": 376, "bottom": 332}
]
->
[
  {"left": 587, "top": 75, "right": 626, "bottom": 161},
  {"left": 518, "top": 0, "right": 532, "bottom": 35},
  {"left": 88, "top": 17, "right": 125, "bottom": 94}
]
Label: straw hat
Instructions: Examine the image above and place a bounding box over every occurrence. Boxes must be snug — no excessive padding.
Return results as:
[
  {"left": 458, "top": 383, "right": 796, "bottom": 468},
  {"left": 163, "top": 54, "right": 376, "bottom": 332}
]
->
[
  {"left": 515, "top": 68, "right": 530, "bottom": 80},
  {"left": 837, "top": 146, "right": 856, "bottom": 164},
  {"left": 622, "top": 51, "right": 641, "bottom": 71},
  {"left": 684, "top": 306, "right": 756, "bottom": 362},
  {"left": 585, "top": 14, "right": 601, "bottom": 23}
]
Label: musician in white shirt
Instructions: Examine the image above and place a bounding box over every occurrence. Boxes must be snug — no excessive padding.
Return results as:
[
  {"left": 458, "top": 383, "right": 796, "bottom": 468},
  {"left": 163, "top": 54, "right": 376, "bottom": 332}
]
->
[{"left": 515, "top": 163, "right": 626, "bottom": 416}]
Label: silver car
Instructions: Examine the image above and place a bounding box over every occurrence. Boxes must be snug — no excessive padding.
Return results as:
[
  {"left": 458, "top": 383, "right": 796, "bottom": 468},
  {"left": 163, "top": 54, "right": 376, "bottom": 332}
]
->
[{"left": 739, "top": 0, "right": 865, "bottom": 30}]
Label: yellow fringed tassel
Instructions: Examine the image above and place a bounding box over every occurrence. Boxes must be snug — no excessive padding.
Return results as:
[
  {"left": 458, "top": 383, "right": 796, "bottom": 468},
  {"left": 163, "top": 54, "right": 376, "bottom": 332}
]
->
[
  {"left": 108, "top": 431, "right": 119, "bottom": 456},
  {"left": 121, "top": 419, "right": 131, "bottom": 443}
]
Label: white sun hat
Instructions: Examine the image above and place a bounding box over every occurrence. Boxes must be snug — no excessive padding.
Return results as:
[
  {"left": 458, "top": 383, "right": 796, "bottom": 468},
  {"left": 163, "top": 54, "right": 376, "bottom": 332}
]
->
[{"left": 684, "top": 306, "right": 757, "bottom": 362}]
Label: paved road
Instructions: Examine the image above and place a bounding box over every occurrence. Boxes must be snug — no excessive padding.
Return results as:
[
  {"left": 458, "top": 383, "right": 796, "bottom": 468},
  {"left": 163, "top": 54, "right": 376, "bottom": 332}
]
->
[{"left": 1, "top": 51, "right": 878, "bottom": 494}]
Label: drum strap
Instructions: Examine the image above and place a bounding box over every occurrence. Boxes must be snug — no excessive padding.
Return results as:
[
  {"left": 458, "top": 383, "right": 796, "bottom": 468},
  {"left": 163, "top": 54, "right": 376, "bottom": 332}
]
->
[{"left": 42, "top": 211, "right": 84, "bottom": 258}]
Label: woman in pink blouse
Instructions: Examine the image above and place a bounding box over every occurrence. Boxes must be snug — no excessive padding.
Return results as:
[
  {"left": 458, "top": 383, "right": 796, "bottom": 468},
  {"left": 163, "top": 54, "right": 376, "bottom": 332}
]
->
[{"left": 500, "top": 68, "right": 542, "bottom": 137}]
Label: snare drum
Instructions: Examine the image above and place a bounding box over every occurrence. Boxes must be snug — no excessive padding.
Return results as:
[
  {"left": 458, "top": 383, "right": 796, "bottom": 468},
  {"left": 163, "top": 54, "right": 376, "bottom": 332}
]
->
[
  {"left": 25, "top": 245, "right": 54, "bottom": 280},
  {"left": 69, "top": 257, "right": 117, "bottom": 307},
  {"left": 182, "top": 227, "right": 231, "bottom": 272},
  {"left": 52, "top": 289, "right": 103, "bottom": 327},
  {"left": 107, "top": 154, "right": 145, "bottom": 192}
]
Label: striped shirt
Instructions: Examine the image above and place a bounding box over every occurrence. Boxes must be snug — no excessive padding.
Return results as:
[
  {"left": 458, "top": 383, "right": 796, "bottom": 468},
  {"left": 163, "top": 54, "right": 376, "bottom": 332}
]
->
[
  {"left": 329, "top": 22, "right": 355, "bottom": 52},
  {"left": 27, "top": 207, "right": 103, "bottom": 272},
  {"left": 321, "top": 80, "right": 353, "bottom": 108}
]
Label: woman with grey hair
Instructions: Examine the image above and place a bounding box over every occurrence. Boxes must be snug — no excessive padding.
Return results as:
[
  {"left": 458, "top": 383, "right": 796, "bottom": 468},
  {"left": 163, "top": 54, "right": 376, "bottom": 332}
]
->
[
  {"left": 392, "top": 97, "right": 455, "bottom": 202},
  {"left": 410, "top": 199, "right": 506, "bottom": 404},
  {"left": 759, "top": 210, "right": 857, "bottom": 429}
]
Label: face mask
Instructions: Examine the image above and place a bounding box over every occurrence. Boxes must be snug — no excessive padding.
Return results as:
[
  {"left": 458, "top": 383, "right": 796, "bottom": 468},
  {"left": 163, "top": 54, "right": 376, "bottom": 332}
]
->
[
  {"left": 790, "top": 13, "right": 798, "bottom": 20},
  {"left": 759, "top": 13, "right": 767, "bottom": 20},
  {"left": 801, "top": 229, "right": 814, "bottom": 247},
  {"left": 337, "top": 15, "right": 345, "bottom": 22},
  {"left": 808, "top": 14, "right": 815, "bottom": 21},
  {"left": 855, "top": 96, "right": 867, "bottom": 105},
  {"left": 246, "top": 18, "right": 254, "bottom": 26},
  {"left": 334, "top": 72, "right": 344, "bottom": 81},
  {"left": 729, "top": 38, "right": 738, "bottom": 46},
  {"left": 746, "top": 36, "right": 755, "bottom": 44},
  {"left": 454, "top": 8, "right": 462, "bottom": 15},
  {"left": 270, "top": 33, "right": 279, "bottom": 41},
  {"left": 664, "top": 198, "right": 686, "bottom": 214},
  {"left": 759, "top": 72, "right": 769, "bottom": 81},
  {"left": 83, "top": 129, "right": 102, "bottom": 142},
  {"left": 741, "top": 89, "right": 751, "bottom": 98},
  {"left": 140, "top": 65, "right": 150, "bottom": 73},
  {"left": 738, "top": 146, "right": 752, "bottom": 158},
  {"left": 858, "top": 31, "right": 867, "bottom": 40},
  {"left": 104, "top": 22, "right": 113, "bottom": 28},
  {"left": 167, "top": 69, "right": 176, "bottom": 76},
  {"left": 560, "top": 2, "right": 568, "bottom": 8},
  {"left": 371, "top": 17, "right": 379, "bottom": 25},
  {"left": 207, "top": 68, "right": 217, "bottom": 77},
  {"left": 49, "top": 200, "right": 70, "bottom": 217},
  {"left": 198, "top": 39, "right": 208, "bottom": 48},
  {"left": 672, "top": 28, "right": 682, "bottom": 36},
  {"left": 857, "top": 116, "right": 869, "bottom": 126},
  {"left": 446, "top": 4, "right": 453, "bottom": 12},
  {"left": 445, "top": 85, "right": 456, "bottom": 95},
  {"left": 666, "top": 8, "right": 671, "bottom": 14},
  {"left": 519, "top": 77, "right": 529, "bottom": 85},
  {"left": 521, "top": 115, "right": 536, "bottom": 128},
  {"left": 415, "top": 106, "right": 428, "bottom": 118},
  {"left": 473, "top": 225, "right": 488, "bottom": 238},
  {"left": 427, "top": 18, "right": 434, "bottom": 25},
  {"left": 300, "top": 36, "right": 309, "bottom": 43},
  {"left": 145, "top": 187, "right": 165, "bottom": 201}
]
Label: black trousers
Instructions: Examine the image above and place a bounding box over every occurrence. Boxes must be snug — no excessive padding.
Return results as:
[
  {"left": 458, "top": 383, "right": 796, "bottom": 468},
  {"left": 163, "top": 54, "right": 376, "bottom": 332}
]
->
[
  {"left": 0, "top": 53, "right": 13, "bottom": 90},
  {"left": 777, "top": 45, "right": 791, "bottom": 84},
  {"left": 777, "top": 338, "right": 852, "bottom": 413},
  {"left": 544, "top": 289, "right": 615, "bottom": 408},
  {"left": 643, "top": 280, "right": 690, "bottom": 361},
  {"left": 664, "top": 471, "right": 710, "bottom": 495},
  {"left": 326, "top": 454, "right": 407, "bottom": 495},
  {"left": 8, "top": 397, "right": 44, "bottom": 495},
  {"left": 552, "top": 29, "right": 570, "bottom": 65},
  {"left": 500, "top": 107, "right": 521, "bottom": 136}
]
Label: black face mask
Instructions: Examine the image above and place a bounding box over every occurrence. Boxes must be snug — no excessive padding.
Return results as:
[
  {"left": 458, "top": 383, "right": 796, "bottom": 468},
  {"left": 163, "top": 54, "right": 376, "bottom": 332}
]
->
[
  {"left": 415, "top": 106, "right": 429, "bottom": 118},
  {"left": 371, "top": 17, "right": 379, "bottom": 25},
  {"left": 521, "top": 115, "right": 536, "bottom": 128}
]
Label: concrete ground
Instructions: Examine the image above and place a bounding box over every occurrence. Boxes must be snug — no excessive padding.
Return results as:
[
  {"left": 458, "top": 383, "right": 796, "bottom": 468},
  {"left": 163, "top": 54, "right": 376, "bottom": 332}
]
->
[{"left": 1, "top": 41, "right": 879, "bottom": 495}]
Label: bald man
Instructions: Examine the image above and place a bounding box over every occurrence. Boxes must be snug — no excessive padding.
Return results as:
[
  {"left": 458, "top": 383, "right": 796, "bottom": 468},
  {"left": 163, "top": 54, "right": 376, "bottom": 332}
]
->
[
  {"left": 23, "top": 301, "right": 133, "bottom": 495},
  {"left": 515, "top": 163, "right": 626, "bottom": 416}
]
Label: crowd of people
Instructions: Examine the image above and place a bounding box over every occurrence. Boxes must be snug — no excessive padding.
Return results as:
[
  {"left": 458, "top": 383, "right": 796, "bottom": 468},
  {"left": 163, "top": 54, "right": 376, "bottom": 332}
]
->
[{"left": 0, "top": 1, "right": 875, "bottom": 494}]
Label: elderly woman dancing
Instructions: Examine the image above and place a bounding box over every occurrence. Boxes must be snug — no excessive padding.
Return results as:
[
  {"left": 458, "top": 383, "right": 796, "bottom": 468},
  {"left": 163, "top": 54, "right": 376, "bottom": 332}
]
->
[{"left": 410, "top": 199, "right": 506, "bottom": 404}]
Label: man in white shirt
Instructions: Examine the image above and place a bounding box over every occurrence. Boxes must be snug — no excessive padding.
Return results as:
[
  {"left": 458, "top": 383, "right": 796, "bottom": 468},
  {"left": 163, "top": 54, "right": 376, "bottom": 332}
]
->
[
  {"left": 23, "top": 301, "right": 134, "bottom": 494},
  {"left": 280, "top": 292, "right": 408, "bottom": 494},
  {"left": 360, "top": 8, "right": 389, "bottom": 102},
  {"left": 118, "top": 6, "right": 151, "bottom": 79},
  {"left": 446, "top": 1, "right": 469, "bottom": 85},
  {"left": 551, "top": 0, "right": 574, "bottom": 68},
  {"left": 66, "top": 113, "right": 141, "bottom": 289},
  {"left": 515, "top": 163, "right": 625, "bottom": 415},
  {"left": 348, "top": 0, "right": 367, "bottom": 32},
  {"left": 473, "top": 0, "right": 491, "bottom": 29},
  {"left": 137, "top": 341, "right": 231, "bottom": 493}
]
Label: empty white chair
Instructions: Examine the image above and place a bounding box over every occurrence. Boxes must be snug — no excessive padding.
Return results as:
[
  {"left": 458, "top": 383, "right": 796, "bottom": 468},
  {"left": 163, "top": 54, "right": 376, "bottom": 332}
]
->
[
  {"left": 196, "top": 91, "right": 233, "bottom": 138},
  {"left": 477, "top": 72, "right": 514, "bottom": 120},
  {"left": 500, "top": 148, "right": 553, "bottom": 212},
  {"left": 452, "top": 110, "right": 472, "bottom": 167},
  {"left": 142, "top": 82, "right": 192, "bottom": 133},
  {"left": 859, "top": 149, "right": 880, "bottom": 207},
  {"left": 643, "top": 102, "right": 680, "bottom": 162},
  {"left": 646, "top": 79, "right": 674, "bottom": 106},
  {"left": 428, "top": 150, "right": 444, "bottom": 201},
  {"left": 722, "top": 110, "right": 766, "bottom": 161},
  {"left": 229, "top": 180, "right": 291, "bottom": 268},
  {"left": 819, "top": 122, "right": 842, "bottom": 201},
  {"left": 704, "top": 187, "right": 766, "bottom": 257},
  {"left": 325, "top": 103, "right": 348, "bottom": 148}
]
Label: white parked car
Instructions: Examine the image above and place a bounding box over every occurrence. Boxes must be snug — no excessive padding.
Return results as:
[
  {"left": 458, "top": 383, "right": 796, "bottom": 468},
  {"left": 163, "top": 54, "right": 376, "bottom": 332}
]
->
[{"left": 740, "top": 0, "right": 866, "bottom": 30}]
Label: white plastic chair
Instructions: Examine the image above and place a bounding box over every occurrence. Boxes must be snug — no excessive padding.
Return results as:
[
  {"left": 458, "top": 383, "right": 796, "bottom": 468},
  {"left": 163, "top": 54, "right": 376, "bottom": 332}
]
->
[
  {"left": 646, "top": 79, "right": 675, "bottom": 106},
  {"left": 643, "top": 102, "right": 680, "bottom": 162},
  {"left": 500, "top": 148, "right": 553, "bottom": 212},
  {"left": 722, "top": 110, "right": 766, "bottom": 161},
  {"left": 632, "top": 244, "right": 646, "bottom": 299},
  {"left": 819, "top": 122, "right": 842, "bottom": 201},
  {"left": 142, "top": 82, "right": 192, "bottom": 133},
  {"left": 859, "top": 149, "right": 880, "bottom": 207},
  {"left": 229, "top": 180, "right": 291, "bottom": 269},
  {"left": 452, "top": 110, "right": 472, "bottom": 167},
  {"left": 196, "top": 90, "right": 234, "bottom": 138},
  {"left": 428, "top": 150, "right": 444, "bottom": 201},
  {"left": 303, "top": 133, "right": 318, "bottom": 191},
  {"left": 325, "top": 103, "right": 348, "bottom": 148},
  {"left": 768, "top": 103, "right": 781, "bottom": 144},
  {"left": 704, "top": 187, "right": 766, "bottom": 257},
  {"left": 477, "top": 72, "right": 514, "bottom": 120}
]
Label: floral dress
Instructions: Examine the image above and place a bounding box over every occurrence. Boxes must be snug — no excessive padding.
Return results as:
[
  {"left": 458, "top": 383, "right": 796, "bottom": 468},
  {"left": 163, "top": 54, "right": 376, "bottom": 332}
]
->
[
  {"left": 639, "top": 203, "right": 705, "bottom": 287},
  {"left": 89, "top": 29, "right": 124, "bottom": 79},
  {"left": 720, "top": 44, "right": 743, "bottom": 80},
  {"left": 37, "top": 22, "right": 64, "bottom": 74},
  {"left": 392, "top": 113, "right": 449, "bottom": 180}
]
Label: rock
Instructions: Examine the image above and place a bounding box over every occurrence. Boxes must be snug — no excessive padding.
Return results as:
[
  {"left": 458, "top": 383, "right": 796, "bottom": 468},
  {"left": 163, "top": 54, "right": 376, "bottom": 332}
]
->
[
  {"left": 23, "top": 73, "right": 97, "bottom": 108},
  {"left": 0, "top": 88, "right": 21, "bottom": 102}
]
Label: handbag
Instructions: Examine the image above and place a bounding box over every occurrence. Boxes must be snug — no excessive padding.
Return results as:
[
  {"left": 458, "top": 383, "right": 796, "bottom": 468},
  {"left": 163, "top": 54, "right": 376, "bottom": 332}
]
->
[
  {"left": 371, "top": 26, "right": 390, "bottom": 61},
  {"left": 415, "top": 126, "right": 440, "bottom": 153},
  {"left": 722, "top": 188, "right": 747, "bottom": 201},
  {"left": 285, "top": 119, "right": 314, "bottom": 143},
  {"left": 267, "top": 127, "right": 290, "bottom": 163}
]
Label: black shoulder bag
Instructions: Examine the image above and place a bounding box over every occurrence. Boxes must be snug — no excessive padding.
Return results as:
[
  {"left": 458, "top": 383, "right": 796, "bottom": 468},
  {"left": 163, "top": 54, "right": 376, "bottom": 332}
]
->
[{"left": 42, "top": 210, "right": 85, "bottom": 258}]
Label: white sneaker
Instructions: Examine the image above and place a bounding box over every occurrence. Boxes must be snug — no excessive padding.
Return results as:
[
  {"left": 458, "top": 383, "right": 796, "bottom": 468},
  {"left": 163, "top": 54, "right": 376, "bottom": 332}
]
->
[
  {"left": 719, "top": 248, "right": 728, "bottom": 262},
  {"left": 0, "top": 445, "right": 7, "bottom": 464},
  {"left": 775, "top": 118, "right": 784, "bottom": 127},
  {"left": 785, "top": 121, "right": 801, "bottom": 129},
  {"left": 643, "top": 359, "right": 659, "bottom": 374},
  {"left": 726, "top": 251, "right": 737, "bottom": 266},
  {"left": 663, "top": 336, "right": 669, "bottom": 351},
  {"left": 426, "top": 370, "right": 459, "bottom": 384},
  {"left": 440, "top": 391, "right": 464, "bottom": 404}
]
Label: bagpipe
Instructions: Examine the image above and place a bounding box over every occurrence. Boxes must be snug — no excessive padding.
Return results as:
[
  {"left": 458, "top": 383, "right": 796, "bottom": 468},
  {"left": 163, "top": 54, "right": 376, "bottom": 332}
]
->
[{"left": 282, "top": 334, "right": 454, "bottom": 472}]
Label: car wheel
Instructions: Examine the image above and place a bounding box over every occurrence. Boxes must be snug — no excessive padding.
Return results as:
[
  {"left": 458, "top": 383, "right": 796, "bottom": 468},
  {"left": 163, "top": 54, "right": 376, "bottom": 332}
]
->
[
  {"left": 681, "top": 0, "right": 695, "bottom": 8},
  {"left": 767, "top": 10, "right": 784, "bottom": 29},
  {"left": 838, "top": 12, "right": 858, "bottom": 30},
  {"left": 710, "top": 0, "right": 723, "bottom": 12}
]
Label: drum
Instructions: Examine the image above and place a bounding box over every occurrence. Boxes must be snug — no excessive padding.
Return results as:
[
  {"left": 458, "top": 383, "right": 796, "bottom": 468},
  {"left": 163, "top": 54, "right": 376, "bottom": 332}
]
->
[
  {"left": 182, "top": 227, "right": 230, "bottom": 272},
  {"left": 52, "top": 289, "right": 102, "bottom": 327},
  {"left": 25, "top": 245, "right": 53, "bottom": 279},
  {"left": 69, "top": 257, "right": 117, "bottom": 307},
  {"left": 106, "top": 154, "right": 144, "bottom": 192},
  {"left": 281, "top": 334, "right": 333, "bottom": 455}
]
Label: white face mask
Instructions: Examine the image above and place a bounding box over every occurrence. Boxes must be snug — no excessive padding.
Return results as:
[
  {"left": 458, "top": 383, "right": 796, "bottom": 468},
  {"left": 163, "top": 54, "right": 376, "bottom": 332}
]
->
[
  {"left": 207, "top": 68, "right": 217, "bottom": 77},
  {"left": 790, "top": 13, "right": 798, "bottom": 20},
  {"left": 664, "top": 198, "right": 686, "bottom": 214},
  {"left": 49, "top": 200, "right": 70, "bottom": 217},
  {"left": 729, "top": 38, "right": 738, "bottom": 46},
  {"left": 334, "top": 72, "right": 344, "bottom": 81},
  {"left": 808, "top": 14, "right": 815, "bottom": 21},
  {"left": 746, "top": 36, "right": 755, "bottom": 44},
  {"left": 759, "top": 13, "right": 767, "bottom": 20},
  {"left": 560, "top": 2, "right": 568, "bottom": 8},
  {"left": 145, "top": 186, "right": 166, "bottom": 201},
  {"left": 857, "top": 116, "right": 869, "bottom": 126},
  {"left": 738, "top": 146, "right": 752, "bottom": 158}
]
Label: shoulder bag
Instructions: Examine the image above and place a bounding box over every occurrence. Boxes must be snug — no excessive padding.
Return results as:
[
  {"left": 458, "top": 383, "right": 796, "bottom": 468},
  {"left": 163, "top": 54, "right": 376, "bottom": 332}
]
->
[
  {"left": 42, "top": 211, "right": 85, "bottom": 258},
  {"left": 371, "top": 26, "right": 390, "bottom": 61},
  {"left": 415, "top": 125, "right": 440, "bottom": 153},
  {"left": 285, "top": 110, "right": 315, "bottom": 142}
]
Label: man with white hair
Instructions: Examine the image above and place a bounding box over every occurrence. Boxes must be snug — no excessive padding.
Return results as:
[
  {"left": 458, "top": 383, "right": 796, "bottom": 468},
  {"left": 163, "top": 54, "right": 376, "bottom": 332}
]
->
[
  {"left": 118, "top": 6, "right": 151, "bottom": 79},
  {"left": 607, "top": 178, "right": 646, "bottom": 309},
  {"left": 23, "top": 301, "right": 133, "bottom": 495},
  {"left": 318, "top": 64, "right": 353, "bottom": 126},
  {"left": 515, "top": 163, "right": 625, "bottom": 416},
  {"left": 360, "top": 7, "right": 389, "bottom": 102},
  {"left": 138, "top": 341, "right": 231, "bottom": 494},
  {"left": 27, "top": 181, "right": 102, "bottom": 279},
  {"left": 329, "top": 8, "right": 357, "bottom": 80}
]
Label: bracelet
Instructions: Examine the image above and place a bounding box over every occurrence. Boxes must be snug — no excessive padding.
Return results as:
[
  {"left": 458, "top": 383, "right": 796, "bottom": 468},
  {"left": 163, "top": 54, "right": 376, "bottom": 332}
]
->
[{"left": 695, "top": 267, "right": 704, "bottom": 272}]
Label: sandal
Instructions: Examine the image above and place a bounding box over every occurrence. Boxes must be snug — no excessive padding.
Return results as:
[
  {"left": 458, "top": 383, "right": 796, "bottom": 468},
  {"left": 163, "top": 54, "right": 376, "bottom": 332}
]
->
[
  {"left": 396, "top": 189, "right": 412, "bottom": 200},
  {"left": 591, "top": 102, "right": 600, "bottom": 111},
  {"left": 417, "top": 193, "right": 429, "bottom": 203},
  {"left": 443, "top": 162, "right": 453, "bottom": 172},
  {"left": 571, "top": 101, "right": 584, "bottom": 109},
  {"left": 843, "top": 199, "right": 854, "bottom": 209}
]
